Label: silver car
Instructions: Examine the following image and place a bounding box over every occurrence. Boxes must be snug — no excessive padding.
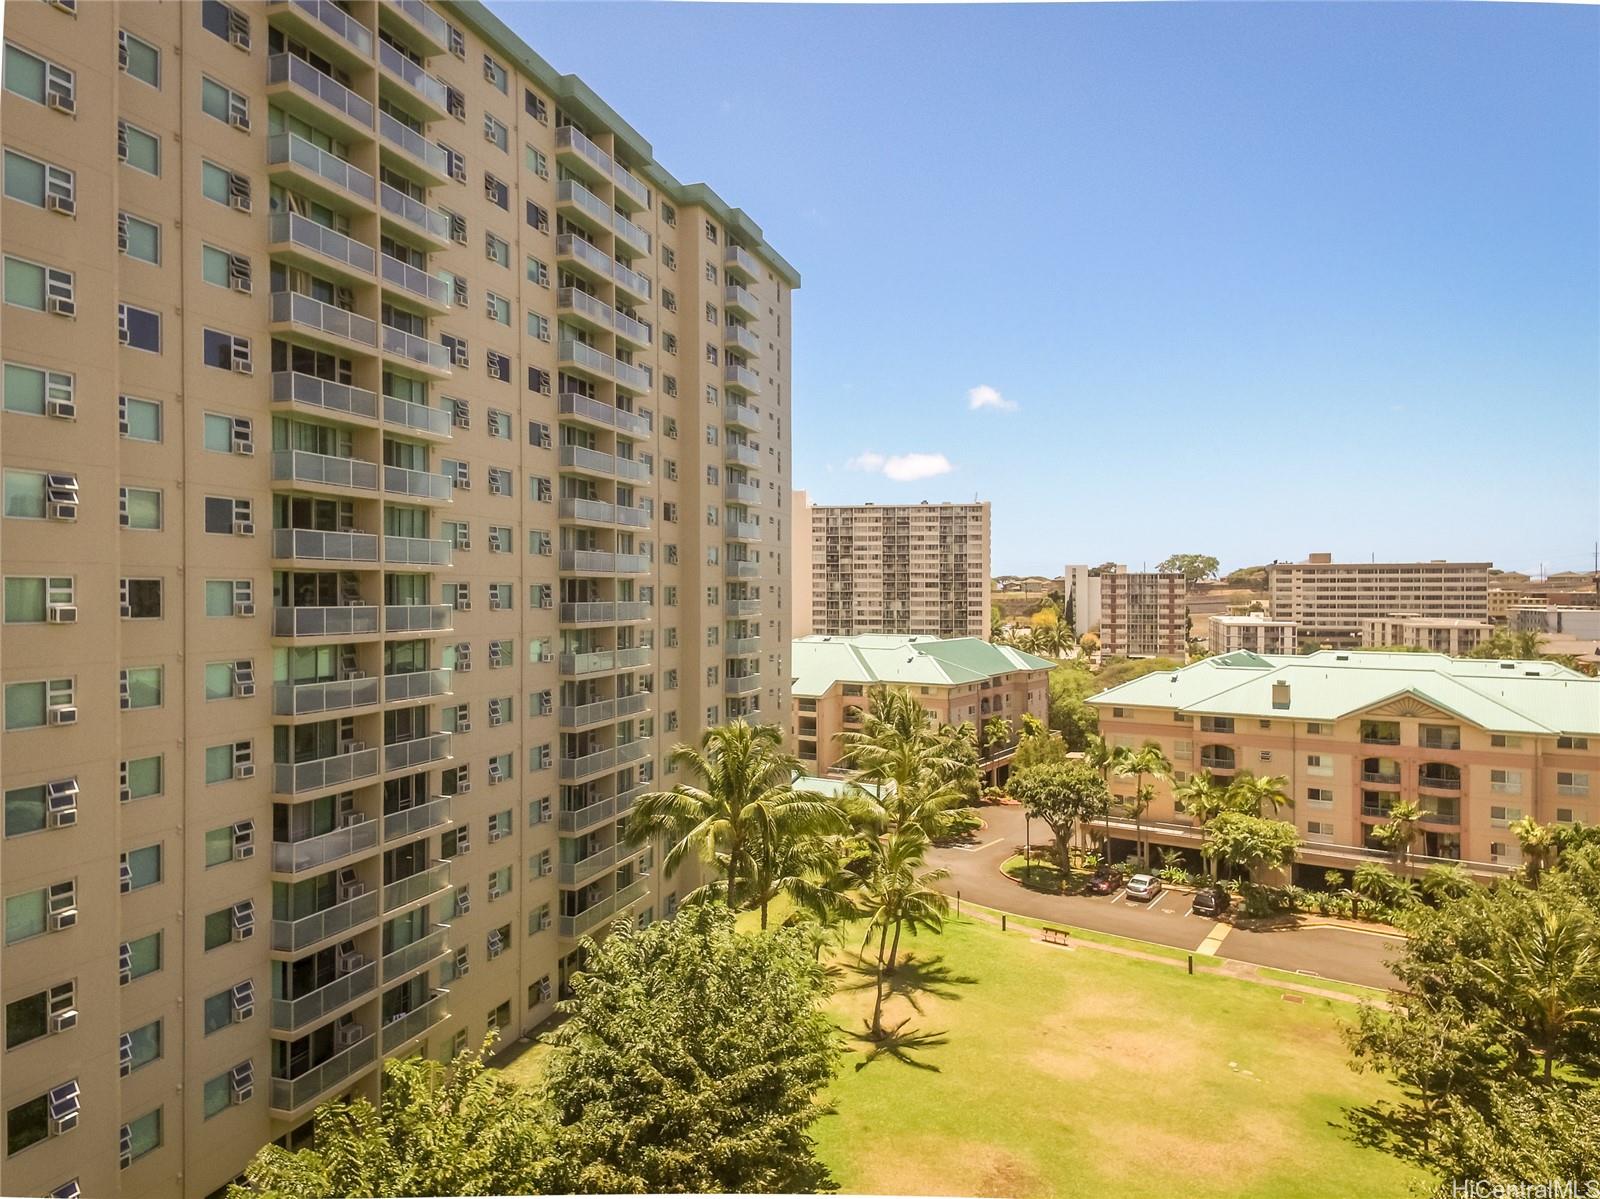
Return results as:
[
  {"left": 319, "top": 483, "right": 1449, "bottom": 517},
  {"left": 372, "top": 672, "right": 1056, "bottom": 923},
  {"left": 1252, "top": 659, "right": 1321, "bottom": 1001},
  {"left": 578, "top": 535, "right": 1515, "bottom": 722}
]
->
[{"left": 1124, "top": 873, "right": 1163, "bottom": 902}]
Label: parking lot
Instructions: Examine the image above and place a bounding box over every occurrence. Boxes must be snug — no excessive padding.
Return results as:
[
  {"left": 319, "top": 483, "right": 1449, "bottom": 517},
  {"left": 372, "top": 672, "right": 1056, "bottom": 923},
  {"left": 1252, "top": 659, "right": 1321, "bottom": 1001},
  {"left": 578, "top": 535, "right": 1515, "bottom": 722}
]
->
[{"left": 931, "top": 805, "right": 1403, "bottom": 990}]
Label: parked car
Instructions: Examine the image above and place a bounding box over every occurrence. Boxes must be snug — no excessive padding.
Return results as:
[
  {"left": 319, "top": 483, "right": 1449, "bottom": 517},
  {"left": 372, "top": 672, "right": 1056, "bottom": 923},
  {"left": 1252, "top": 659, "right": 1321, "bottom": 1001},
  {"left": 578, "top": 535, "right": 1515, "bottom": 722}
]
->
[
  {"left": 1124, "top": 874, "right": 1162, "bottom": 902},
  {"left": 1191, "top": 887, "right": 1230, "bottom": 917},
  {"left": 1084, "top": 868, "right": 1119, "bottom": 896}
]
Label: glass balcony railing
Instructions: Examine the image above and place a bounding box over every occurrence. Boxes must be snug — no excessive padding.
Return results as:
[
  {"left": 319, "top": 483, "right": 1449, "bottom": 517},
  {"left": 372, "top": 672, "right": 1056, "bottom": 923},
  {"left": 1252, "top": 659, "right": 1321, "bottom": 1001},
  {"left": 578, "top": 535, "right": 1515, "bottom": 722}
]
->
[
  {"left": 725, "top": 323, "right": 761, "bottom": 356},
  {"left": 726, "top": 519, "right": 761, "bottom": 541},
  {"left": 267, "top": 131, "right": 375, "bottom": 202},
  {"left": 382, "top": 863, "right": 451, "bottom": 912},
  {"left": 271, "top": 961, "right": 377, "bottom": 1032},
  {"left": 557, "top": 177, "right": 617, "bottom": 227},
  {"left": 379, "top": 183, "right": 451, "bottom": 244},
  {"left": 560, "top": 747, "right": 616, "bottom": 781},
  {"left": 725, "top": 441, "right": 761, "bottom": 468},
  {"left": 554, "top": 124, "right": 649, "bottom": 208},
  {"left": 383, "top": 732, "right": 452, "bottom": 773},
  {"left": 383, "top": 463, "right": 453, "bottom": 501},
  {"left": 726, "top": 598, "right": 762, "bottom": 617},
  {"left": 272, "top": 674, "right": 381, "bottom": 717},
  {"left": 560, "top": 650, "right": 615, "bottom": 677},
  {"left": 390, "top": 0, "right": 451, "bottom": 52},
  {"left": 557, "top": 231, "right": 615, "bottom": 276},
  {"left": 382, "top": 796, "right": 452, "bottom": 843},
  {"left": 270, "top": 291, "right": 379, "bottom": 348},
  {"left": 272, "top": 449, "right": 380, "bottom": 493},
  {"left": 383, "top": 604, "right": 452, "bottom": 633},
  {"left": 381, "top": 324, "right": 453, "bottom": 372},
  {"left": 273, "top": 605, "right": 380, "bottom": 638},
  {"left": 560, "top": 698, "right": 617, "bottom": 727},
  {"left": 559, "top": 845, "right": 616, "bottom": 886},
  {"left": 725, "top": 674, "right": 761, "bottom": 696},
  {"left": 556, "top": 391, "right": 651, "bottom": 435},
  {"left": 724, "top": 398, "right": 760, "bottom": 429},
  {"left": 268, "top": 213, "right": 377, "bottom": 277},
  {"left": 383, "top": 534, "right": 453, "bottom": 566},
  {"left": 383, "top": 668, "right": 451, "bottom": 703},
  {"left": 266, "top": 51, "right": 374, "bottom": 129},
  {"left": 557, "top": 289, "right": 652, "bottom": 347},
  {"left": 616, "top": 784, "right": 648, "bottom": 817},
  {"left": 612, "top": 258, "right": 651, "bottom": 301},
  {"left": 615, "top": 647, "right": 651, "bottom": 668},
  {"left": 271, "top": 528, "right": 381, "bottom": 563},
  {"left": 378, "top": 111, "right": 449, "bottom": 177},
  {"left": 382, "top": 991, "right": 448, "bottom": 1052},
  {"left": 382, "top": 393, "right": 452, "bottom": 437},
  {"left": 268, "top": 0, "right": 374, "bottom": 58},
  {"left": 724, "top": 362, "right": 761, "bottom": 394},
  {"left": 558, "top": 443, "right": 651, "bottom": 482},
  {"left": 725, "top": 559, "right": 760, "bottom": 579},
  {"left": 273, "top": 371, "right": 379, "bottom": 422},
  {"left": 274, "top": 745, "right": 381, "bottom": 795},
  {"left": 559, "top": 796, "right": 616, "bottom": 833},
  {"left": 725, "top": 244, "right": 761, "bottom": 280},
  {"left": 270, "top": 889, "right": 379, "bottom": 953},
  {"left": 381, "top": 927, "right": 448, "bottom": 983},
  {"left": 381, "top": 254, "right": 451, "bottom": 307},
  {"left": 725, "top": 636, "right": 761, "bottom": 656},
  {"left": 725, "top": 481, "right": 762, "bottom": 505},
  {"left": 378, "top": 40, "right": 448, "bottom": 112},
  {"left": 724, "top": 284, "right": 759, "bottom": 316},
  {"left": 269, "top": 1033, "right": 377, "bottom": 1116},
  {"left": 271, "top": 816, "right": 379, "bottom": 874},
  {"left": 612, "top": 210, "right": 650, "bottom": 254},
  {"left": 614, "top": 739, "right": 651, "bottom": 766},
  {"left": 559, "top": 549, "right": 619, "bottom": 573}
]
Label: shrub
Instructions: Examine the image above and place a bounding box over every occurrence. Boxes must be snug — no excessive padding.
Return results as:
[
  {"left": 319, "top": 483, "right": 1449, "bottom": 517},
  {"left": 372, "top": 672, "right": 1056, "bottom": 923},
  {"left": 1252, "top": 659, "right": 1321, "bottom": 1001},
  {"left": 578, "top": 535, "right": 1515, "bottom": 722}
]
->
[{"left": 942, "top": 809, "right": 983, "bottom": 838}]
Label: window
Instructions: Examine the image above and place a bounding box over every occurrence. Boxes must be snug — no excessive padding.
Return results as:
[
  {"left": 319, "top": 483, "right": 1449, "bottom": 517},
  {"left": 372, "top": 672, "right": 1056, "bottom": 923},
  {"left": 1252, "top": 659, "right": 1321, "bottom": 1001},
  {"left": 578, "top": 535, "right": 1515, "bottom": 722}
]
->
[
  {"left": 201, "top": 0, "right": 251, "bottom": 47},
  {"left": 123, "top": 755, "right": 162, "bottom": 801},
  {"left": 484, "top": 54, "right": 507, "bottom": 91},
  {"left": 486, "top": 292, "right": 510, "bottom": 324},
  {"left": 120, "top": 395, "right": 162, "bottom": 441},
  {"left": 1558, "top": 736, "right": 1591, "bottom": 750},
  {"left": 525, "top": 201, "right": 548, "bottom": 231},
  {"left": 7, "top": 1084, "right": 74, "bottom": 1158},
  {"left": 121, "top": 845, "right": 162, "bottom": 892},
  {"left": 205, "top": 579, "right": 253, "bottom": 617},
  {"left": 526, "top": 312, "right": 550, "bottom": 341},
  {"left": 705, "top": 219, "right": 719, "bottom": 244},
  {"left": 525, "top": 145, "right": 548, "bottom": 177},
  {"left": 119, "top": 486, "right": 162, "bottom": 530},
  {"left": 200, "top": 76, "right": 249, "bottom": 129},
  {"left": 526, "top": 256, "right": 549, "bottom": 286},
  {"left": 120, "top": 667, "right": 163, "bottom": 711},
  {"left": 485, "top": 173, "right": 508, "bottom": 209},
  {"left": 4, "top": 362, "right": 71, "bottom": 417},
  {"left": 488, "top": 408, "right": 512, "bottom": 439},
  {"left": 5, "top": 881, "right": 74, "bottom": 944},
  {"left": 5, "top": 678, "right": 72, "bottom": 730},
  {"left": 4, "top": 43, "right": 74, "bottom": 110},
  {"left": 121, "top": 931, "right": 162, "bottom": 982},
  {"left": 202, "top": 330, "right": 252, "bottom": 372},
  {"left": 119, "top": 214, "right": 160, "bottom": 264},
  {"left": 204, "top": 901, "right": 253, "bottom": 950},
  {"left": 202, "top": 1074, "right": 231, "bottom": 1119},
  {"left": 529, "top": 420, "right": 551, "bottom": 447},
  {"left": 121, "top": 1020, "right": 162, "bottom": 1073},
  {"left": 201, "top": 160, "right": 249, "bottom": 207},
  {"left": 4, "top": 150, "right": 73, "bottom": 211},
  {"left": 121, "top": 1109, "right": 162, "bottom": 1167},
  {"left": 205, "top": 741, "right": 251, "bottom": 784},
  {"left": 1558, "top": 772, "right": 1590, "bottom": 795},
  {"left": 5, "top": 576, "right": 71, "bottom": 623},
  {"left": 489, "top": 866, "right": 512, "bottom": 899},
  {"left": 486, "top": 233, "right": 509, "bottom": 267},
  {"left": 484, "top": 114, "right": 507, "bottom": 150},
  {"left": 525, "top": 89, "right": 547, "bottom": 122},
  {"left": 120, "top": 122, "right": 161, "bottom": 174},
  {"left": 5, "top": 783, "right": 49, "bottom": 837},
  {"left": 118, "top": 303, "right": 162, "bottom": 352},
  {"left": 203, "top": 496, "right": 251, "bottom": 534},
  {"left": 119, "top": 30, "right": 160, "bottom": 87},
  {"left": 5, "top": 982, "right": 74, "bottom": 1049}
]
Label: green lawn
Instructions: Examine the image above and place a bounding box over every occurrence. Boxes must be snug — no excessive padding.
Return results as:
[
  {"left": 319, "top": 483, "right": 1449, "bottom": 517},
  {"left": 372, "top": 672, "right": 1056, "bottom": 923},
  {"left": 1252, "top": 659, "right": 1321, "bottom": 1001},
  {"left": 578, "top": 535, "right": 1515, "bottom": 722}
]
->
[{"left": 812, "top": 915, "right": 1429, "bottom": 1199}]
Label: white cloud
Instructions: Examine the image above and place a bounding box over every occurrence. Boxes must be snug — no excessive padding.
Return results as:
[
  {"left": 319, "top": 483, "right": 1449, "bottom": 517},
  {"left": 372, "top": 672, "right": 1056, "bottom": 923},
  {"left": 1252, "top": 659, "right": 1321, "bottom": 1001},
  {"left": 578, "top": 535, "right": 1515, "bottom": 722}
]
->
[
  {"left": 846, "top": 451, "right": 955, "bottom": 482},
  {"left": 846, "top": 451, "right": 886, "bottom": 472},
  {"left": 967, "top": 384, "right": 1016, "bottom": 412}
]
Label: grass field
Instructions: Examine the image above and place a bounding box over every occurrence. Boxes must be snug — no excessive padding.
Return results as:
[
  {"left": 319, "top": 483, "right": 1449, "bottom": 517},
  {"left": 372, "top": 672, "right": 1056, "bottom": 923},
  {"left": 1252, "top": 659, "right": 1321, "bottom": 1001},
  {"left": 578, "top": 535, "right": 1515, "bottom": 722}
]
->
[{"left": 811, "top": 915, "right": 1428, "bottom": 1199}]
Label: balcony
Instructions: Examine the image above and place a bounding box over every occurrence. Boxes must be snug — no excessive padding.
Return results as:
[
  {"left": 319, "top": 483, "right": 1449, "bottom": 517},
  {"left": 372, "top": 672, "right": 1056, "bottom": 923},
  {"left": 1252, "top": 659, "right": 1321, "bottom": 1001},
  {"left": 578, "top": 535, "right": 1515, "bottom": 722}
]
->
[
  {"left": 274, "top": 745, "right": 381, "bottom": 795},
  {"left": 267, "top": 213, "right": 376, "bottom": 284},
  {"left": 725, "top": 481, "right": 762, "bottom": 505},
  {"left": 267, "top": 0, "right": 374, "bottom": 66},
  {"left": 561, "top": 747, "right": 616, "bottom": 781},
  {"left": 557, "top": 391, "right": 651, "bottom": 435},
  {"left": 267, "top": 131, "right": 375, "bottom": 210},
  {"left": 380, "top": 254, "right": 451, "bottom": 313},
  {"left": 382, "top": 393, "right": 452, "bottom": 440},
  {"left": 560, "top": 796, "right": 616, "bottom": 833},
  {"left": 725, "top": 636, "right": 760, "bottom": 656},
  {"left": 558, "top": 444, "right": 651, "bottom": 483},
  {"left": 271, "top": 817, "right": 379, "bottom": 874},
  {"left": 265, "top": 52, "right": 374, "bottom": 141},
  {"left": 611, "top": 258, "right": 651, "bottom": 304},
  {"left": 724, "top": 398, "right": 760, "bottom": 430},
  {"left": 381, "top": 991, "right": 448, "bottom": 1053},
  {"left": 377, "top": 40, "right": 449, "bottom": 120},
  {"left": 383, "top": 732, "right": 452, "bottom": 773},
  {"left": 726, "top": 518, "right": 761, "bottom": 542},
  {"left": 273, "top": 674, "right": 381, "bottom": 717},
  {"left": 383, "top": 668, "right": 452, "bottom": 703},
  {"left": 559, "top": 497, "right": 618, "bottom": 528},
  {"left": 557, "top": 176, "right": 621, "bottom": 231},
  {"left": 383, "top": 535, "right": 453, "bottom": 567},
  {"left": 724, "top": 362, "right": 761, "bottom": 395},
  {"left": 560, "top": 650, "right": 617, "bottom": 678},
  {"left": 270, "top": 889, "right": 379, "bottom": 953},
  {"left": 1418, "top": 768, "right": 1463, "bottom": 791},
  {"left": 724, "top": 323, "right": 761, "bottom": 357},
  {"left": 559, "top": 893, "right": 622, "bottom": 939},
  {"left": 274, "top": 605, "right": 381, "bottom": 639},
  {"left": 269, "top": 1033, "right": 377, "bottom": 1118},
  {"left": 615, "top": 739, "right": 651, "bottom": 767},
  {"left": 554, "top": 124, "right": 649, "bottom": 210},
  {"left": 726, "top": 559, "right": 760, "bottom": 579},
  {"left": 272, "top": 449, "right": 380, "bottom": 497},
  {"left": 381, "top": 927, "right": 449, "bottom": 983},
  {"left": 380, "top": 324, "right": 454, "bottom": 377},
  {"left": 725, "top": 243, "right": 760, "bottom": 281},
  {"left": 382, "top": 463, "right": 453, "bottom": 503},
  {"left": 559, "top": 698, "right": 619, "bottom": 729},
  {"left": 383, "top": 604, "right": 452, "bottom": 634},
  {"left": 273, "top": 371, "right": 379, "bottom": 426},
  {"left": 557, "top": 289, "right": 652, "bottom": 348},
  {"left": 559, "top": 600, "right": 651, "bottom": 625},
  {"left": 615, "top": 783, "right": 648, "bottom": 816},
  {"left": 558, "top": 549, "right": 649, "bottom": 574},
  {"left": 1360, "top": 770, "right": 1401, "bottom": 786},
  {"left": 272, "top": 960, "right": 377, "bottom": 1033},
  {"left": 383, "top": 796, "right": 452, "bottom": 843},
  {"left": 725, "top": 598, "right": 761, "bottom": 617},
  {"left": 555, "top": 234, "right": 651, "bottom": 301},
  {"left": 381, "top": 0, "right": 451, "bottom": 57},
  {"left": 725, "top": 441, "right": 761, "bottom": 469},
  {"left": 271, "top": 291, "right": 379, "bottom": 353},
  {"left": 724, "top": 284, "right": 759, "bottom": 319},
  {"left": 613, "top": 210, "right": 651, "bottom": 256},
  {"left": 559, "top": 844, "right": 616, "bottom": 886},
  {"left": 378, "top": 111, "right": 450, "bottom": 187},
  {"left": 382, "top": 863, "right": 451, "bottom": 913},
  {"left": 379, "top": 183, "right": 452, "bottom": 251},
  {"left": 271, "top": 529, "right": 381, "bottom": 565},
  {"left": 725, "top": 674, "right": 761, "bottom": 696},
  {"left": 558, "top": 339, "right": 651, "bottom": 394}
]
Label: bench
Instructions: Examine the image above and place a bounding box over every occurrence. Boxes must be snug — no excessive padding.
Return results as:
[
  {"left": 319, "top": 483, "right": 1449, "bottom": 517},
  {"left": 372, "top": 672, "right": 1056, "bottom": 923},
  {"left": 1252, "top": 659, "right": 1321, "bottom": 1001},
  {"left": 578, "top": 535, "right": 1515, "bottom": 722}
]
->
[{"left": 1041, "top": 926, "right": 1071, "bottom": 946}]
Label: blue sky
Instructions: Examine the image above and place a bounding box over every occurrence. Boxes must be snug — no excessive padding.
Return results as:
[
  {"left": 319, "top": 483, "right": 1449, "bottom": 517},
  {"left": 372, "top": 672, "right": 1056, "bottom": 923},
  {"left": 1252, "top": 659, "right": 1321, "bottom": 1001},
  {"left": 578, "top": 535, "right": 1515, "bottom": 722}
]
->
[{"left": 506, "top": 1, "right": 1599, "bottom": 577}]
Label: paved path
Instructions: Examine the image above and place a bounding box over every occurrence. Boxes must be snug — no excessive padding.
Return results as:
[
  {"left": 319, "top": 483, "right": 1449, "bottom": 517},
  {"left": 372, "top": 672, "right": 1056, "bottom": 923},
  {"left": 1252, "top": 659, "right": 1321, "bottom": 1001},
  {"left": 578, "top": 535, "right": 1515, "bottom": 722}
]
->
[{"left": 932, "top": 805, "right": 1402, "bottom": 990}]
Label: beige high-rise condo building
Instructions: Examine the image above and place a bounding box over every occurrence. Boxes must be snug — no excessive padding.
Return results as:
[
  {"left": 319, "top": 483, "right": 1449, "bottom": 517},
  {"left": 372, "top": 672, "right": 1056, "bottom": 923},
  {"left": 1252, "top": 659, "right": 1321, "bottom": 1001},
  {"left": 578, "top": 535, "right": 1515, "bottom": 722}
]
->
[
  {"left": 1096, "top": 566, "right": 1187, "bottom": 658},
  {"left": 0, "top": 2, "right": 795, "bottom": 1194},
  {"left": 1207, "top": 613, "right": 1298, "bottom": 655},
  {"left": 792, "top": 492, "right": 990, "bottom": 639},
  {"left": 1360, "top": 614, "right": 1494, "bottom": 656},
  {"left": 1267, "top": 552, "right": 1490, "bottom": 647}
]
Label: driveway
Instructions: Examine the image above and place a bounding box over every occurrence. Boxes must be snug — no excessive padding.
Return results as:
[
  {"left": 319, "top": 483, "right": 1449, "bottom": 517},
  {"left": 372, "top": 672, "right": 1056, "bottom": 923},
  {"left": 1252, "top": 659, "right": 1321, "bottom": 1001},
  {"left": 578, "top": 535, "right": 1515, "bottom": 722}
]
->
[{"left": 933, "top": 804, "right": 1402, "bottom": 990}]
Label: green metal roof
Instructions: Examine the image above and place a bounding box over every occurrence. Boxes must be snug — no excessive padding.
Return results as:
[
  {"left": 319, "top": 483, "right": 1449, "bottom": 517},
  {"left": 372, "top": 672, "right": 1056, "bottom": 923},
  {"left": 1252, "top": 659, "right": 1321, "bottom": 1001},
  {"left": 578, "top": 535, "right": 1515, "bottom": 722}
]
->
[
  {"left": 791, "top": 635, "right": 1055, "bottom": 698},
  {"left": 443, "top": 1, "right": 801, "bottom": 287},
  {"left": 1087, "top": 650, "right": 1600, "bottom": 737}
]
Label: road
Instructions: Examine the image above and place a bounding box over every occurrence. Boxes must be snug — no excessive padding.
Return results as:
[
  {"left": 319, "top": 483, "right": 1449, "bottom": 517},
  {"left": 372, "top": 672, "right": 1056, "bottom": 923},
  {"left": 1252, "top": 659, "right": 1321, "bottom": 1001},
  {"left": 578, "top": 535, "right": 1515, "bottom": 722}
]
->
[{"left": 931, "top": 805, "right": 1403, "bottom": 990}]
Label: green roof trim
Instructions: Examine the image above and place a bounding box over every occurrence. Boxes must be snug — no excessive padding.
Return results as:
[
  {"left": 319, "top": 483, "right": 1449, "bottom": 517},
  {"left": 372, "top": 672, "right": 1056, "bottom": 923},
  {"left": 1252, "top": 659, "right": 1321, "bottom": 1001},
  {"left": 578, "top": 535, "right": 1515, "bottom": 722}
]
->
[
  {"left": 442, "top": 1, "right": 802, "bottom": 287},
  {"left": 791, "top": 634, "right": 1056, "bottom": 697}
]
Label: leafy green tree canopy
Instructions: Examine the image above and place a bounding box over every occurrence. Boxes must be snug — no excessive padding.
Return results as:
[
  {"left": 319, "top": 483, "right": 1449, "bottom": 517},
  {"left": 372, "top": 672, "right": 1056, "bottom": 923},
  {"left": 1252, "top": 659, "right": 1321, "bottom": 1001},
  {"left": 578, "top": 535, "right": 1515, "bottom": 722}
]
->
[{"left": 1157, "top": 553, "right": 1221, "bottom": 583}]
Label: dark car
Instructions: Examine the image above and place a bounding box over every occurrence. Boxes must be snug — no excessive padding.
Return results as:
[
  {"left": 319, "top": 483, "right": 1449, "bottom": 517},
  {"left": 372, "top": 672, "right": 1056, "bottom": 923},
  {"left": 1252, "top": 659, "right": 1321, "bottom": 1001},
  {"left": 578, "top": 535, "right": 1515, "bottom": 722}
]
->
[
  {"left": 1191, "top": 887, "right": 1231, "bottom": 917},
  {"left": 1084, "top": 869, "right": 1119, "bottom": 896}
]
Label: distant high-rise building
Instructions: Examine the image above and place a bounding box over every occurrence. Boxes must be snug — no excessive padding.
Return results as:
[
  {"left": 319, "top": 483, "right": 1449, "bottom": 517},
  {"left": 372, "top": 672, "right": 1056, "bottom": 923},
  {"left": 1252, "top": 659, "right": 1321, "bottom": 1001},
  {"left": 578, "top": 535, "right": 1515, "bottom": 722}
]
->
[
  {"left": 1208, "top": 613, "right": 1298, "bottom": 655},
  {"left": 793, "top": 492, "right": 989, "bottom": 638},
  {"left": 1094, "top": 567, "right": 1187, "bottom": 658},
  {"left": 1062, "top": 564, "right": 1102, "bottom": 640},
  {"left": 1267, "top": 553, "right": 1490, "bottom": 647},
  {"left": 1360, "top": 614, "right": 1494, "bottom": 655}
]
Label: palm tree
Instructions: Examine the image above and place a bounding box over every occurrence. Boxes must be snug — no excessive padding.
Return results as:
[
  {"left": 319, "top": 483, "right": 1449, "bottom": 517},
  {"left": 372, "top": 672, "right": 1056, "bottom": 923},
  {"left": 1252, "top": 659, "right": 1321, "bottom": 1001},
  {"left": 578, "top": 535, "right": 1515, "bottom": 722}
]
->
[
  {"left": 1081, "top": 734, "right": 1118, "bottom": 861},
  {"left": 625, "top": 720, "right": 806, "bottom": 911},
  {"left": 1419, "top": 862, "right": 1474, "bottom": 904},
  {"left": 857, "top": 825, "right": 950, "bottom": 1039},
  {"left": 1375, "top": 799, "right": 1430, "bottom": 876},
  {"left": 1114, "top": 742, "right": 1171, "bottom": 867},
  {"left": 1227, "top": 771, "right": 1293, "bottom": 818},
  {"left": 1175, "top": 772, "right": 1227, "bottom": 877},
  {"left": 838, "top": 688, "right": 972, "bottom": 837},
  {"left": 981, "top": 715, "right": 1012, "bottom": 756},
  {"left": 1510, "top": 815, "right": 1558, "bottom": 888},
  {"left": 1473, "top": 898, "right": 1600, "bottom": 1081}
]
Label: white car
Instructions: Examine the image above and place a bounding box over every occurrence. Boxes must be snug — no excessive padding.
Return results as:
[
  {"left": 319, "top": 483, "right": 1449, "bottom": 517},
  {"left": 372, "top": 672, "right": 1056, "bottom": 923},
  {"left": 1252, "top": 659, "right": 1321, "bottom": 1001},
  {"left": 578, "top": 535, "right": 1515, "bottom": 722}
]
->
[{"left": 1124, "top": 874, "right": 1163, "bottom": 902}]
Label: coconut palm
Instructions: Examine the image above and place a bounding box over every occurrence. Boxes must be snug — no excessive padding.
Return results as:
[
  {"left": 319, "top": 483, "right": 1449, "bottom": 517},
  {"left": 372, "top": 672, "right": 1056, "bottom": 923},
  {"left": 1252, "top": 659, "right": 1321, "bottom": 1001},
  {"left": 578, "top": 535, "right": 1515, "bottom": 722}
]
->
[
  {"left": 838, "top": 688, "right": 972, "bottom": 837},
  {"left": 1473, "top": 898, "right": 1600, "bottom": 1081},
  {"left": 1419, "top": 862, "right": 1475, "bottom": 904},
  {"left": 1510, "top": 815, "right": 1558, "bottom": 889},
  {"left": 1226, "top": 771, "right": 1293, "bottom": 818},
  {"left": 857, "top": 825, "right": 950, "bottom": 1039},
  {"left": 1176, "top": 772, "right": 1228, "bottom": 875},
  {"left": 626, "top": 720, "right": 814, "bottom": 911},
  {"left": 981, "top": 715, "right": 1012, "bottom": 756},
  {"left": 1373, "top": 799, "right": 1431, "bottom": 876},
  {"left": 1114, "top": 742, "right": 1171, "bottom": 867}
]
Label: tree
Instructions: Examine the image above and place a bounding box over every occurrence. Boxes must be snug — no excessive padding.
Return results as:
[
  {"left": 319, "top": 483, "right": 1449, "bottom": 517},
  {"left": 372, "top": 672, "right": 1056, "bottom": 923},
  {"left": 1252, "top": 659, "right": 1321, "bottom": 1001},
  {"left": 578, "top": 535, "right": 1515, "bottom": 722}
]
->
[
  {"left": 1175, "top": 772, "right": 1229, "bottom": 871},
  {"left": 1472, "top": 897, "right": 1600, "bottom": 1081},
  {"left": 541, "top": 904, "right": 839, "bottom": 1194},
  {"left": 625, "top": 720, "right": 821, "bottom": 916},
  {"left": 1011, "top": 727, "right": 1067, "bottom": 772},
  {"left": 1371, "top": 799, "right": 1430, "bottom": 874},
  {"left": 980, "top": 714, "right": 1013, "bottom": 755},
  {"left": 1204, "top": 810, "right": 1298, "bottom": 882},
  {"left": 1468, "top": 627, "right": 1547, "bottom": 661},
  {"left": 1419, "top": 862, "right": 1475, "bottom": 904},
  {"left": 230, "top": 1039, "right": 555, "bottom": 1198},
  {"left": 857, "top": 825, "right": 950, "bottom": 1037},
  {"left": 1078, "top": 630, "right": 1100, "bottom": 655},
  {"left": 1226, "top": 770, "right": 1292, "bottom": 818},
  {"left": 1157, "top": 553, "right": 1220, "bottom": 584},
  {"left": 1009, "top": 761, "right": 1111, "bottom": 877},
  {"left": 1047, "top": 663, "right": 1100, "bottom": 751},
  {"left": 1510, "top": 815, "right": 1559, "bottom": 888},
  {"left": 839, "top": 687, "right": 973, "bottom": 837},
  {"left": 1114, "top": 742, "right": 1171, "bottom": 867}
]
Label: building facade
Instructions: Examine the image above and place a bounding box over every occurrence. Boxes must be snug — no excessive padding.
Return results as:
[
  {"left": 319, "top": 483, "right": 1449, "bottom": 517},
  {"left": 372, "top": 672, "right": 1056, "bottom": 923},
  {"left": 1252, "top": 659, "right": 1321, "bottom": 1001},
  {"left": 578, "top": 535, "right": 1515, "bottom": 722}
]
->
[
  {"left": 790, "top": 635, "right": 1050, "bottom": 778},
  {"left": 1266, "top": 553, "right": 1490, "bottom": 647},
  {"left": 1062, "top": 563, "right": 1102, "bottom": 640},
  {"left": 793, "top": 492, "right": 989, "bottom": 639},
  {"left": 1096, "top": 567, "right": 1186, "bottom": 658},
  {"left": 1090, "top": 650, "right": 1599, "bottom": 883},
  {"left": 1360, "top": 614, "right": 1494, "bottom": 655},
  {"left": 0, "top": 2, "right": 795, "bottom": 1195},
  {"left": 1207, "top": 613, "right": 1298, "bottom": 655}
]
